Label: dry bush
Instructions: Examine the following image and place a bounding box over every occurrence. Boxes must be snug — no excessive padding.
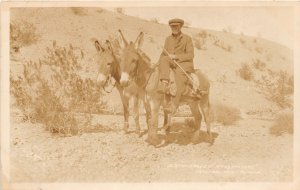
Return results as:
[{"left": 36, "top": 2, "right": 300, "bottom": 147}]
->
[
  {"left": 256, "top": 70, "right": 293, "bottom": 108},
  {"left": 252, "top": 59, "right": 266, "bottom": 71},
  {"left": 70, "top": 7, "right": 88, "bottom": 16},
  {"left": 150, "top": 18, "right": 160, "bottom": 24},
  {"left": 10, "top": 42, "right": 106, "bottom": 135},
  {"left": 237, "top": 63, "right": 253, "bottom": 81},
  {"left": 255, "top": 46, "right": 263, "bottom": 54},
  {"left": 193, "top": 31, "right": 208, "bottom": 50},
  {"left": 213, "top": 38, "right": 232, "bottom": 52},
  {"left": 239, "top": 37, "right": 246, "bottom": 45},
  {"left": 209, "top": 103, "right": 241, "bottom": 126},
  {"left": 10, "top": 20, "right": 39, "bottom": 53},
  {"left": 270, "top": 111, "right": 293, "bottom": 136},
  {"left": 96, "top": 8, "right": 104, "bottom": 14},
  {"left": 115, "top": 7, "right": 124, "bottom": 14}
]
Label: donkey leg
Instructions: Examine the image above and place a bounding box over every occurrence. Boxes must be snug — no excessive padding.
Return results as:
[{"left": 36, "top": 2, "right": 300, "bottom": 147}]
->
[
  {"left": 200, "top": 96, "right": 212, "bottom": 142},
  {"left": 146, "top": 99, "right": 161, "bottom": 145},
  {"left": 116, "top": 86, "right": 130, "bottom": 133},
  {"left": 161, "top": 111, "right": 171, "bottom": 135},
  {"left": 143, "top": 98, "right": 151, "bottom": 131},
  {"left": 133, "top": 96, "right": 141, "bottom": 135},
  {"left": 189, "top": 102, "right": 202, "bottom": 143},
  {"left": 122, "top": 97, "right": 130, "bottom": 133}
]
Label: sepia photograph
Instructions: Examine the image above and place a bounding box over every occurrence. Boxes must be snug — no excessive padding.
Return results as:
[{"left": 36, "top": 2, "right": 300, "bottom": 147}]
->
[{"left": 1, "top": 1, "right": 299, "bottom": 190}]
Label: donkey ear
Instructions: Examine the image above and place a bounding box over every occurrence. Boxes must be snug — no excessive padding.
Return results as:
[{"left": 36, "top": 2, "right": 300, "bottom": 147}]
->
[
  {"left": 118, "top": 29, "right": 129, "bottom": 48},
  {"left": 106, "top": 40, "right": 114, "bottom": 53},
  {"left": 95, "top": 40, "right": 105, "bottom": 52},
  {"left": 134, "top": 32, "right": 144, "bottom": 49}
]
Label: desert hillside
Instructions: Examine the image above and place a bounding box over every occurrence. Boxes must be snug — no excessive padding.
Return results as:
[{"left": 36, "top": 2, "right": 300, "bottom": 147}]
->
[
  {"left": 8, "top": 7, "right": 293, "bottom": 182},
  {"left": 10, "top": 7, "right": 293, "bottom": 114}
]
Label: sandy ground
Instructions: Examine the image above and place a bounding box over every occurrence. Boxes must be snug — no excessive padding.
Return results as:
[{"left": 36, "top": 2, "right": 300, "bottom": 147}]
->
[{"left": 10, "top": 109, "right": 292, "bottom": 182}]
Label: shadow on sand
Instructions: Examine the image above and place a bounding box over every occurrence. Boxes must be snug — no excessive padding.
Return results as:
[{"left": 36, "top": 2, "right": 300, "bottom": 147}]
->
[{"left": 155, "top": 120, "right": 219, "bottom": 148}]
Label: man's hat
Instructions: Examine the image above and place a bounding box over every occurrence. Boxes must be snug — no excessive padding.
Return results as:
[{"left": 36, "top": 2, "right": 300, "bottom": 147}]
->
[{"left": 169, "top": 18, "right": 184, "bottom": 26}]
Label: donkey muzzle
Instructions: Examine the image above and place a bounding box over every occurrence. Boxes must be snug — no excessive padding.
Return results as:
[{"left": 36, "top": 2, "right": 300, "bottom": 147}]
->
[{"left": 120, "top": 72, "right": 130, "bottom": 87}]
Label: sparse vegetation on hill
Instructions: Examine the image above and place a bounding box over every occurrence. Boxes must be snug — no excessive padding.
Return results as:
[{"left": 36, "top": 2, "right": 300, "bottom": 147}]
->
[
  {"left": 255, "top": 70, "right": 293, "bottom": 108},
  {"left": 252, "top": 58, "right": 266, "bottom": 71},
  {"left": 150, "top": 18, "right": 160, "bottom": 24},
  {"left": 193, "top": 30, "right": 208, "bottom": 50},
  {"left": 115, "top": 7, "right": 124, "bottom": 14},
  {"left": 10, "top": 19, "right": 40, "bottom": 53},
  {"left": 10, "top": 42, "right": 106, "bottom": 135},
  {"left": 70, "top": 7, "right": 88, "bottom": 16},
  {"left": 270, "top": 111, "right": 293, "bottom": 136},
  {"left": 237, "top": 63, "right": 253, "bottom": 81}
]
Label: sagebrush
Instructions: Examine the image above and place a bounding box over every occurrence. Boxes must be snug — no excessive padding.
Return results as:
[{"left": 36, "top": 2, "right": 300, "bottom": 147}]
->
[
  {"left": 193, "top": 31, "right": 208, "bottom": 50},
  {"left": 10, "top": 42, "right": 106, "bottom": 135},
  {"left": 256, "top": 70, "right": 293, "bottom": 108},
  {"left": 70, "top": 7, "right": 88, "bottom": 16},
  {"left": 10, "top": 20, "right": 39, "bottom": 53},
  {"left": 237, "top": 63, "right": 253, "bottom": 81},
  {"left": 270, "top": 111, "right": 293, "bottom": 136}
]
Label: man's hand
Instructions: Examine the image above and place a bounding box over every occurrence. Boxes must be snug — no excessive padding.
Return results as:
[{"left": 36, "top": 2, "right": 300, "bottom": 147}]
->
[{"left": 169, "top": 54, "right": 178, "bottom": 60}]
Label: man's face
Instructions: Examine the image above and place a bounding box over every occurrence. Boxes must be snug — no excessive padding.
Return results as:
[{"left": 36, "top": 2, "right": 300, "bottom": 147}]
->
[{"left": 170, "top": 24, "right": 182, "bottom": 35}]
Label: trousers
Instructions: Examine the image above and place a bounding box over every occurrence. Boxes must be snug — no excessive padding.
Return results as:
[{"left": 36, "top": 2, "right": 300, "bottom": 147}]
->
[{"left": 159, "top": 56, "right": 193, "bottom": 107}]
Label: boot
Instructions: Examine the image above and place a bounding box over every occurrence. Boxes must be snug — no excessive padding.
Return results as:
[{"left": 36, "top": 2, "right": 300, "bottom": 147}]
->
[{"left": 157, "top": 80, "right": 169, "bottom": 94}]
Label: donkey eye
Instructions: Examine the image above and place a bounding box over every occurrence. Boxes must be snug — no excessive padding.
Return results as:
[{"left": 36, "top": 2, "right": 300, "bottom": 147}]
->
[{"left": 107, "top": 62, "right": 112, "bottom": 66}]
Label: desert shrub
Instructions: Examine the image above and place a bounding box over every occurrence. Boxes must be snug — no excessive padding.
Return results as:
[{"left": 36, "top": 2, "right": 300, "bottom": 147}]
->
[
  {"left": 10, "top": 42, "right": 106, "bottom": 135},
  {"left": 209, "top": 104, "right": 241, "bottom": 125},
  {"left": 193, "top": 31, "right": 210, "bottom": 50},
  {"left": 256, "top": 70, "right": 293, "bottom": 108},
  {"left": 70, "top": 7, "right": 88, "bottom": 16},
  {"left": 96, "top": 8, "right": 104, "bottom": 14},
  {"left": 268, "top": 71, "right": 293, "bottom": 107},
  {"left": 252, "top": 59, "right": 266, "bottom": 71},
  {"left": 150, "top": 18, "right": 160, "bottom": 24},
  {"left": 115, "top": 7, "right": 124, "bottom": 14},
  {"left": 237, "top": 63, "right": 253, "bottom": 81},
  {"left": 10, "top": 20, "right": 39, "bottom": 53},
  {"left": 239, "top": 37, "right": 246, "bottom": 45},
  {"left": 212, "top": 38, "right": 232, "bottom": 52},
  {"left": 255, "top": 46, "right": 263, "bottom": 54},
  {"left": 270, "top": 111, "right": 293, "bottom": 135}
]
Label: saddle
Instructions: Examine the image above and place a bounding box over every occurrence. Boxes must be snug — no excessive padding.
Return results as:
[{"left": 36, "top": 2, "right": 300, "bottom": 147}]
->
[{"left": 146, "top": 68, "right": 204, "bottom": 99}]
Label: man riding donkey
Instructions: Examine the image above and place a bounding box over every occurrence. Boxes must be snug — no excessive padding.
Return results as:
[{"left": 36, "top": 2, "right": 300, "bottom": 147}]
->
[{"left": 157, "top": 18, "right": 197, "bottom": 114}]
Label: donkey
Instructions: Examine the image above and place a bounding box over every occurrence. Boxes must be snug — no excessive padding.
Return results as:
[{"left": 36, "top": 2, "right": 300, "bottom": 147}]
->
[
  {"left": 94, "top": 38, "right": 153, "bottom": 135},
  {"left": 118, "top": 31, "right": 212, "bottom": 146}
]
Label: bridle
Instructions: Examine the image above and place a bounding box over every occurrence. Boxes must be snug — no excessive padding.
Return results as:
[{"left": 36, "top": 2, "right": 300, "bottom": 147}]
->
[
  {"left": 124, "top": 50, "right": 155, "bottom": 89},
  {"left": 102, "top": 74, "right": 116, "bottom": 93}
]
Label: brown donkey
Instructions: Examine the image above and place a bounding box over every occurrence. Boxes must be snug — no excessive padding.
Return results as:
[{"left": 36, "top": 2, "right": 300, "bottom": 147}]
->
[
  {"left": 118, "top": 31, "right": 212, "bottom": 146},
  {"left": 94, "top": 39, "right": 151, "bottom": 135}
]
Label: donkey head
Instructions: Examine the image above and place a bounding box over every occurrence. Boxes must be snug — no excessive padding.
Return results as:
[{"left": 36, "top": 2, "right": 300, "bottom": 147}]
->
[
  {"left": 94, "top": 40, "right": 118, "bottom": 86},
  {"left": 118, "top": 31, "right": 144, "bottom": 87}
]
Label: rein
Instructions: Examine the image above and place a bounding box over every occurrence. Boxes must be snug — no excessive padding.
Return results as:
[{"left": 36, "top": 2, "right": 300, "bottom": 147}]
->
[
  {"left": 102, "top": 75, "right": 117, "bottom": 93},
  {"left": 131, "top": 51, "right": 156, "bottom": 89}
]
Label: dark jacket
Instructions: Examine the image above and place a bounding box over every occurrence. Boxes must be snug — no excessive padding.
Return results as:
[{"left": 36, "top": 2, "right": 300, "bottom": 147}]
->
[{"left": 161, "top": 32, "right": 194, "bottom": 72}]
